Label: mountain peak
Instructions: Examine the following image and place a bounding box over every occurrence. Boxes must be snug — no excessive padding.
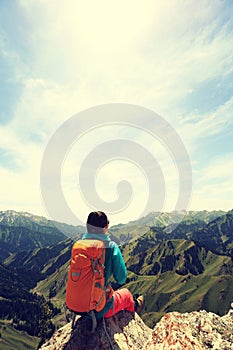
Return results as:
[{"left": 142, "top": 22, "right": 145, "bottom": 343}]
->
[
  {"left": 39, "top": 307, "right": 233, "bottom": 350},
  {"left": 0, "top": 209, "right": 48, "bottom": 225}
]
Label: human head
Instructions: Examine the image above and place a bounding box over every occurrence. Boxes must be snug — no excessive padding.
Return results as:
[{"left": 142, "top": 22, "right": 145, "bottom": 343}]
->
[{"left": 86, "top": 211, "right": 109, "bottom": 234}]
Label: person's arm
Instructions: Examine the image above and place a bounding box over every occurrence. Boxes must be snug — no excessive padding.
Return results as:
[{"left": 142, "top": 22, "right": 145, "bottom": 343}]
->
[{"left": 112, "top": 243, "right": 127, "bottom": 284}]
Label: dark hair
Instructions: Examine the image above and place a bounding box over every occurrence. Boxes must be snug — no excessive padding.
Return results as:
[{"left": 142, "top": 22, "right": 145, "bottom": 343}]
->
[{"left": 86, "top": 211, "right": 109, "bottom": 233}]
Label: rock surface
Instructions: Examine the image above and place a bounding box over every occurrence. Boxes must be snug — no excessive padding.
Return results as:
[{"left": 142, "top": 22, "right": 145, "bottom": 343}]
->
[
  {"left": 40, "top": 308, "right": 233, "bottom": 350},
  {"left": 149, "top": 309, "right": 233, "bottom": 349}
]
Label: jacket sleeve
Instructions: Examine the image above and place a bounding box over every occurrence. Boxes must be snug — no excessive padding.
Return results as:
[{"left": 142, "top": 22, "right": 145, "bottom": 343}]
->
[{"left": 111, "top": 242, "right": 127, "bottom": 284}]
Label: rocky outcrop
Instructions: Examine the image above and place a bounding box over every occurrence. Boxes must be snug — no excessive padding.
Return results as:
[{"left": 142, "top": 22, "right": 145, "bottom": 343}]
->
[
  {"left": 40, "top": 307, "right": 233, "bottom": 350},
  {"left": 39, "top": 312, "right": 151, "bottom": 350}
]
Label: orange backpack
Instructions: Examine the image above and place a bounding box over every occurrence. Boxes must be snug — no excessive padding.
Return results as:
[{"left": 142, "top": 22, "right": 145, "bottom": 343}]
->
[{"left": 66, "top": 239, "right": 112, "bottom": 314}]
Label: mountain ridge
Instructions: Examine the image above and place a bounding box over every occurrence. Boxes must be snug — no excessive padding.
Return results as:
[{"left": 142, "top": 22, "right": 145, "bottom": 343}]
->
[
  {"left": 0, "top": 210, "right": 84, "bottom": 237},
  {"left": 109, "top": 209, "right": 226, "bottom": 243}
]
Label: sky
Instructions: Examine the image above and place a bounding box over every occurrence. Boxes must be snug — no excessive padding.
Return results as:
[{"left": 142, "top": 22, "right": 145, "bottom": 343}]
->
[{"left": 0, "top": 0, "right": 232, "bottom": 226}]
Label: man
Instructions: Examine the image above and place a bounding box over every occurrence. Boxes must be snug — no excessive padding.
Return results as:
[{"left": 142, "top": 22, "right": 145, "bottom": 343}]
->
[{"left": 83, "top": 211, "right": 144, "bottom": 318}]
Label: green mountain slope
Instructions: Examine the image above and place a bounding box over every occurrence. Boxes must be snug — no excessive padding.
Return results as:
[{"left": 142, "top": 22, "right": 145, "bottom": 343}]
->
[
  {"left": 0, "top": 321, "right": 39, "bottom": 350},
  {"left": 123, "top": 238, "right": 233, "bottom": 276},
  {"left": 4, "top": 239, "right": 73, "bottom": 286},
  {"left": 188, "top": 209, "right": 233, "bottom": 255},
  {"left": 121, "top": 235, "right": 233, "bottom": 326}
]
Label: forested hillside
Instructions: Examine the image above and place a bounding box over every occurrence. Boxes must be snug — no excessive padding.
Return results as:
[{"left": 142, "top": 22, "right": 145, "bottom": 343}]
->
[{"left": 0, "top": 263, "right": 59, "bottom": 347}]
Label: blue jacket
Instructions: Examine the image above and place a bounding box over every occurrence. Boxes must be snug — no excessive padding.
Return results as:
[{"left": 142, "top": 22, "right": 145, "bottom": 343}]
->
[{"left": 82, "top": 232, "right": 127, "bottom": 317}]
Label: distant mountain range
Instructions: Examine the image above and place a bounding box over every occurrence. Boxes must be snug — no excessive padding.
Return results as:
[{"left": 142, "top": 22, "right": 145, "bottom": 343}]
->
[
  {"left": 0, "top": 209, "right": 85, "bottom": 237},
  {"left": 149, "top": 209, "right": 233, "bottom": 256},
  {"left": 0, "top": 208, "right": 232, "bottom": 344},
  {"left": 0, "top": 210, "right": 84, "bottom": 262},
  {"left": 109, "top": 209, "right": 226, "bottom": 243}
]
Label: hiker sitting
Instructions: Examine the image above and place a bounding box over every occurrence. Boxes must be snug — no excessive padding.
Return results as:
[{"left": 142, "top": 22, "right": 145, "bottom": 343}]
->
[{"left": 66, "top": 211, "right": 144, "bottom": 320}]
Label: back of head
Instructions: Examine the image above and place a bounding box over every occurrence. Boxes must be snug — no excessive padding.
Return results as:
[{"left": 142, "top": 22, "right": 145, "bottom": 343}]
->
[{"left": 86, "top": 211, "right": 109, "bottom": 234}]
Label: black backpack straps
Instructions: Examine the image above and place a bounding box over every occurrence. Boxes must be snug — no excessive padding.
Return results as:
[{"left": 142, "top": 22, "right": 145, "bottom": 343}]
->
[{"left": 88, "top": 310, "right": 97, "bottom": 333}]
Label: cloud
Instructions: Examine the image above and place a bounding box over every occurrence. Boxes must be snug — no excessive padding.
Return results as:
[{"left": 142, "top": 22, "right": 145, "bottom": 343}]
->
[
  {"left": 178, "top": 96, "right": 233, "bottom": 144},
  {"left": 16, "top": 1, "right": 232, "bottom": 105},
  {"left": 5, "top": 1, "right": 233, "bottom": 129},
  {"left": 191, "top": 153, "right": 233, "bottom": 211},
  {"left": 0, "top": 0, "right": 232, "bottom": 222}
]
